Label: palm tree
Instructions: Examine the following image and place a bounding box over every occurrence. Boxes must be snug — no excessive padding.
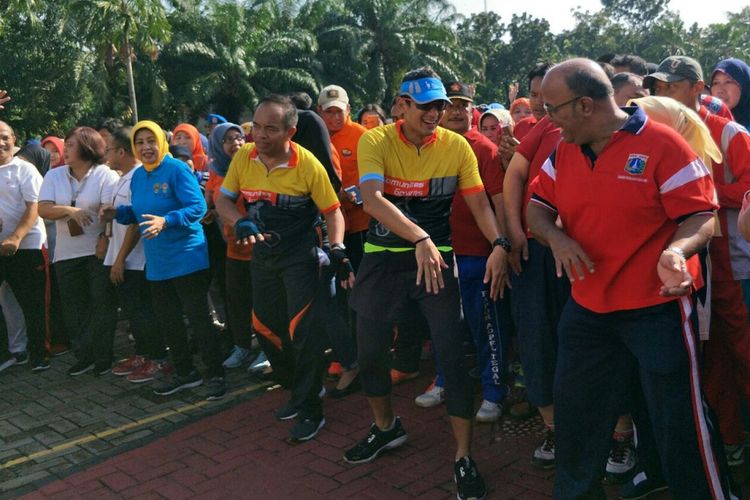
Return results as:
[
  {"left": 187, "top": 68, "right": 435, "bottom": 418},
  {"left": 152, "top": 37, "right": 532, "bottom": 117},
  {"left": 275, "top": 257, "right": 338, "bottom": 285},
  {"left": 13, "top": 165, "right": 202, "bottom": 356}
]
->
[
  {"left": 70, "top": 0, "right": 171, "bottom": 123},
  {"left": 161, "top": 0, "right": 321, "bottom": 122},
  {"left": 316, "top": 0, "right": 465, "bottom": 106}
]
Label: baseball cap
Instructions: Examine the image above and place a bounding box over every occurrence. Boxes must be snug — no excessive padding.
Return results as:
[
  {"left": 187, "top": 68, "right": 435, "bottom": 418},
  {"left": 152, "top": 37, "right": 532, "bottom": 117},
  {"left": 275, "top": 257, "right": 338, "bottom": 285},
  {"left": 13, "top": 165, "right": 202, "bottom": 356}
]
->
[
  {"left": 445, "top": 81, "right": 472, "bottom": 102},
  {"left": 207, "top": 113, "right": 227, "bottom": 125},
  {"left": 399, "top": 77, "right": 450, "bottom": 104},
  {"left": 643, "top": 56, "right": 704, "bottom": 89},
  {"left": 318, "top": 85, "right": 349, "bottom": 110}
]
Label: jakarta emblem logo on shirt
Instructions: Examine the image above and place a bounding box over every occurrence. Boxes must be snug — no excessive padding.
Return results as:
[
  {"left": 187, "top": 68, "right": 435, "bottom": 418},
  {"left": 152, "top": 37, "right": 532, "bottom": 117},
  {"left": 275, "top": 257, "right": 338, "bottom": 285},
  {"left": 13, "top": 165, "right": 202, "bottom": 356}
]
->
[
  {"left": 624, "top": 154, "right": 648, "bottom": 175},
  {"left": 153, "top": 182, "right": 170, "bottom": 194}
]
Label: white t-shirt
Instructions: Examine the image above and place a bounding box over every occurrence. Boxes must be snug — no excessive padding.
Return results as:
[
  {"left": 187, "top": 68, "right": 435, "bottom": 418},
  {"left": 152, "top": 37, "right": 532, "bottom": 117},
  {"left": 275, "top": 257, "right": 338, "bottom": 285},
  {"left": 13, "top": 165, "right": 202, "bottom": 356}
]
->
[
  {"left": 103, "top": 166, "right": 146, "bottom": 270},
  {"left": 39, "top": 164, "right": 119, "bottom": 263},
  {"left": 0, "top": 157, "right": 46, "bottom": 250}
]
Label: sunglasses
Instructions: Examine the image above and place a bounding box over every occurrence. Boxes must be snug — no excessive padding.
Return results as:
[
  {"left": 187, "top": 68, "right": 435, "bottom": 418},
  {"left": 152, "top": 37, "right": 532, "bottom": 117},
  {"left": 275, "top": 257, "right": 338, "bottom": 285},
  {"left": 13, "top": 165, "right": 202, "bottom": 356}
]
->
[{"left": 403, "top": 98, "right": 448, "bottom": 112}]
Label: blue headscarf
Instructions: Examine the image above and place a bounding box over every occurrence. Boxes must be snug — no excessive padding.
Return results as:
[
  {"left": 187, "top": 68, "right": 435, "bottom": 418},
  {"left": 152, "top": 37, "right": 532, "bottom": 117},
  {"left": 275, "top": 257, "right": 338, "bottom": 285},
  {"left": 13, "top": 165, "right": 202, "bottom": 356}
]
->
[
  {"left": 711, "top": 58, "right": 750, "bottom": 128},
  {"left": 209, "top": 122, "right": 243, "bottom": 178}
]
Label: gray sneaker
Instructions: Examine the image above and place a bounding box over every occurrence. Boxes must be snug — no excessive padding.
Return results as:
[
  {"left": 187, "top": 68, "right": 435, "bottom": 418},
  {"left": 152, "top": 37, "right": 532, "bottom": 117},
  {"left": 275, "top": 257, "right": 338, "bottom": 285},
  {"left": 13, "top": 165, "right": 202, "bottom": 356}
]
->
[
  {"left": 223, "top": 346, "right": 251, "bottom": 369},
  {"left": 206, "top": 377, "right": 226, "bottom": 401}
]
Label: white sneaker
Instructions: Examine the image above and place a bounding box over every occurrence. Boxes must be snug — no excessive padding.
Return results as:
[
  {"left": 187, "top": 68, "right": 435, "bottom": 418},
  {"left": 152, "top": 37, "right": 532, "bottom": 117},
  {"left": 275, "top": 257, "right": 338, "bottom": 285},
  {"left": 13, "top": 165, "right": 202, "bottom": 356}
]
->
[
  {"left": 0, "top": 355, "right": 16, "bottom": 373},
  {"left": 475, "top": 400, "right": 502, "bottom": 422},
  {"left": 223, "top": 346, "right": 251, "bottom": 368},
  {"left": 415, "top": 380, "right": 445, "bottom": 408}
]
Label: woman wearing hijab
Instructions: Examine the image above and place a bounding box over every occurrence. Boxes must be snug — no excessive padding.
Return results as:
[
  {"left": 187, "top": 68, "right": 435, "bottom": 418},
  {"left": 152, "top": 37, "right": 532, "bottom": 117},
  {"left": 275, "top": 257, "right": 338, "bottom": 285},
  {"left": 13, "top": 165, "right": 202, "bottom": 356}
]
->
[
  {"left": 171, "top": 123, "right": 208, "bottom": 173},
  {"left": 38, "top": 127, "right": 119, "bottom": 376},
  {"left": 711, "top": 58, "right": 750, "bottom": 128},
  {"left": 106, "top": 120, "right": 225, "bottom": 399},
  {"left": 41, "top": 137, "right": 65, "bottom": 169},
  {"left": 205, "top": 123, "right": 254, "bottom": 369}
]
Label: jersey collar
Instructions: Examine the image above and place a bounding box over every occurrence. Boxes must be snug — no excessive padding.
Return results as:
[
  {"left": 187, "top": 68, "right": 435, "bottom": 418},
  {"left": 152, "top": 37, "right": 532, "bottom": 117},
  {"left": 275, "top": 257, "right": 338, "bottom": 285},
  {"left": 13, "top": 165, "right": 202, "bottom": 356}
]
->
[
  {"left": 395, "top": 120, "right": 438, "bottom": 147},
  {"left": 248, "top": 141, "right": 299, "bottom": 168},
  {"left": 618, "top": 106, "right": 648, "bottom": 135}
]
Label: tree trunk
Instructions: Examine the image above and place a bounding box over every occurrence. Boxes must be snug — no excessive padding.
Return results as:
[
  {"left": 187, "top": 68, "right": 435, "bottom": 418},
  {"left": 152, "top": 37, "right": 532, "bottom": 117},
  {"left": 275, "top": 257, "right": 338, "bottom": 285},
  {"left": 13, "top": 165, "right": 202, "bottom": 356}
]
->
[{"left": 124, "top": 38, "right": 138, "bottom": 124}]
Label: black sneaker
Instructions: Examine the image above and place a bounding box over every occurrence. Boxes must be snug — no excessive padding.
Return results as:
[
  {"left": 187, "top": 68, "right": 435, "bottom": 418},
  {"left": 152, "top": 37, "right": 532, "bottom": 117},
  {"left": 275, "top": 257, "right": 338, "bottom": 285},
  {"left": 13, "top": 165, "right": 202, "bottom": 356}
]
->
[
  {"left": 455, "top": 456, "right": 487, "bottom": 500},
  {"left": 94, "top": 363, "right": 112, "bottom": 376},
  {"left": 618, "top": 471, "right": 667, "bottom": 500},
  {"left": 531, "top": 428, "right": 555, "bottom": 469},
  {"left": 13, "top": 351, "right": 29, "bottom": 365},
  {"left": 152, "top": 370, "right": 203, "bottom": 396},
  {"left": 289, "top": 416, "right": 325, "bottom": 442},
  {"left": 206, "top": 377, "right": 226, "bottom": 401},
  {"left": 343, "top": 417, "right": 408, "bottom": 464},
  {"left": 31, "top": 358, "right": 50, "bottom": 372},
  {"left": 275, "top": 401, "right": 299, "bottom": 421},
  {"left": 68, "top": 360, "right": 95, "bottom": 376}
]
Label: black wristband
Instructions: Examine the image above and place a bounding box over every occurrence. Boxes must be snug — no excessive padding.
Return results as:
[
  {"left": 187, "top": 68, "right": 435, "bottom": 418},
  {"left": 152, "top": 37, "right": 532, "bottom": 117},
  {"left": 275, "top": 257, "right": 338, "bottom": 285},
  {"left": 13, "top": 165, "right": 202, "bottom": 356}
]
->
[
  {"left": 492, "top": 237, "right": 511, "bottom": 252},
  {"left": 413, "top": 235, "right": 431, "bottom": 245}
]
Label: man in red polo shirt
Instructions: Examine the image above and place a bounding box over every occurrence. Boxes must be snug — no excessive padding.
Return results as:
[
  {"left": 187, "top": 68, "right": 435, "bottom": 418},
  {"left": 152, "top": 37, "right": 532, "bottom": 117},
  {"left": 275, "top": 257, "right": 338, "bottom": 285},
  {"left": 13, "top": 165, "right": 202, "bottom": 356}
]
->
[
  {"left": 645, "top": 55, "right": 750, "bottom": 468},
  {"left": 527, "top": 58, "right": 737, "bottom": 499}
]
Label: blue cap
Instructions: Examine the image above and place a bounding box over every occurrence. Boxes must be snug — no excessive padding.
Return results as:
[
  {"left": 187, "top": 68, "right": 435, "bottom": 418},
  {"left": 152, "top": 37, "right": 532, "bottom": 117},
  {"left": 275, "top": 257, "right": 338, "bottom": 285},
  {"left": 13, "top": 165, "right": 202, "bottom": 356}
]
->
[
  {"left": 399, "top": 77, "right": 450, "bottom": 104},
  {"left": 207, "top": 113, "right": 227, "bottom": 125},
  {"left": 488, "top": 102, "right": 505, "bottom": 110}
]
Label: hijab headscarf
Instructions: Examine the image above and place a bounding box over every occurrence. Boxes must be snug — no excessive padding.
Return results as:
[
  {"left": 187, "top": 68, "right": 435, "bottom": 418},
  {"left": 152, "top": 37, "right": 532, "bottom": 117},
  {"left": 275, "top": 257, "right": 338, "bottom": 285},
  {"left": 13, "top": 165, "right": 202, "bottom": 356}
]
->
[
  {"left": 480, "top": 108, "right": 513, "bottom": 128},
  {"left": 209, "top": 123, "right": 243, "bottom": 178},
  {"left": 510, "top": 98, "right": 531, "bottom": 118},
  {"left": 15, "top": 144, "right": 50, "bottom": 176},
  {"left": 130, "top": 120, "right": 170, "bottom": 172},
  {"left": 629, "top": 95, "right": 722, "bottom": 235},
  {"left": 172, "top": 123, "right": 208, "bottom": 172},
  {"left": 711, "top": 58, "right": 750, "bottom": 128},
  {"left": 41, "top": 136, "right": 65, "bottom": 168}
]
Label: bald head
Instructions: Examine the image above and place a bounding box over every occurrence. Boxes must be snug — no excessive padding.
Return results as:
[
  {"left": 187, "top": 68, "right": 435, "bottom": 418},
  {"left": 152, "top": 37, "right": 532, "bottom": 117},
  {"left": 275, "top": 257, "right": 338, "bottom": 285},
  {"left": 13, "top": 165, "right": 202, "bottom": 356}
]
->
[{"left": 546, "top": 58, "right": 614, "bottom": 100}]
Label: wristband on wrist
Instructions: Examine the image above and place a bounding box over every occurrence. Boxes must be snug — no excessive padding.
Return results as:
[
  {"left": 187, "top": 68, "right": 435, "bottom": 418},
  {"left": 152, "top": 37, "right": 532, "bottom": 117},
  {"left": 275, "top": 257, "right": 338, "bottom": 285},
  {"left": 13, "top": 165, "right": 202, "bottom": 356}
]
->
[
  {"left": 492, "top": 236, "right": 511, "bottom": 252},
  {"left": 413, "top": 235, "right": 431, "bottom": 245},
  {"left": 665, "top": 246, "right": 686, "bottom": 260}
]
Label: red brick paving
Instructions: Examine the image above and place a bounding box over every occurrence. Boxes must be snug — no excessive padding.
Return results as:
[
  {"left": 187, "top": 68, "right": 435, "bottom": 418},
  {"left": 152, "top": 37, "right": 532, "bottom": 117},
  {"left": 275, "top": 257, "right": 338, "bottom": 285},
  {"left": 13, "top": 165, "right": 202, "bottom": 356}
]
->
[{"left": 18, "top": 370, "right": 748, "bottom": 499}]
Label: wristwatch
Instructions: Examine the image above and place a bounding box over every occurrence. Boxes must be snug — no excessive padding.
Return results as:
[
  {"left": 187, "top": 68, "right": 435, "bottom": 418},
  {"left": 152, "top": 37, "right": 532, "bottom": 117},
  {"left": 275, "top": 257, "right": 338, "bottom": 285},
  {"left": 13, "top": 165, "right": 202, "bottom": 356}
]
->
[{"left": 492, "top": 237, "right": 511, "bottom": 252}]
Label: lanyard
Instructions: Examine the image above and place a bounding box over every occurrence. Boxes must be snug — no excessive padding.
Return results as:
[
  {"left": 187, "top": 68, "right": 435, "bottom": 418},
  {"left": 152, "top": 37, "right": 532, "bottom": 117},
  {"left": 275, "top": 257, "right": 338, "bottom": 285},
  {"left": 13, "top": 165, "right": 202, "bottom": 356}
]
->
[{"left": 68, "top": 166, "right": 93, "bottom": 207}]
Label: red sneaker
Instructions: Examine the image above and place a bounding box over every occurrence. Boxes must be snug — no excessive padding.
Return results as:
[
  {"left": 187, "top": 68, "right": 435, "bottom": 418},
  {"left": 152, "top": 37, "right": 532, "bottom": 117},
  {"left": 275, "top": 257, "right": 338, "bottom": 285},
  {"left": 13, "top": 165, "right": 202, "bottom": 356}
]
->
[
  {"left": 390, "top": 369, "right": 419, "bottom": 385},
  {"left": 112, "top": 355, "right": 146, "bottom": 376},
  {"left": 127, "top": 359, "right": 167, "bottom": 383}
]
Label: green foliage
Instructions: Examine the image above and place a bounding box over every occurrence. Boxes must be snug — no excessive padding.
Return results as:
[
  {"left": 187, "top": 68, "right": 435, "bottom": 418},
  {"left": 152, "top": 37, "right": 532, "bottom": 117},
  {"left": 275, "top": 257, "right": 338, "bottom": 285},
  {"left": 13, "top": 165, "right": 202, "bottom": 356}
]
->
[{"left": 2, "top": 0, "right": 750, "bottom": 132}]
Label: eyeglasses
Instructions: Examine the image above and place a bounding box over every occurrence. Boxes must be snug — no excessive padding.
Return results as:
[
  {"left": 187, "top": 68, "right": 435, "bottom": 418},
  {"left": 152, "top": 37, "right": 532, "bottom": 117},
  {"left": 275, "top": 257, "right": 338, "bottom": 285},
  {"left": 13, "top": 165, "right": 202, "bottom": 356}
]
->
[
  {"left": 403, "top": 98, "right": 448, "bottom": 113},
  {"left": 543, "top": 96, "right": 582, "bottom": 116},
  {"left": 223, "top": 135, "right": 245, "bottom": 144}
]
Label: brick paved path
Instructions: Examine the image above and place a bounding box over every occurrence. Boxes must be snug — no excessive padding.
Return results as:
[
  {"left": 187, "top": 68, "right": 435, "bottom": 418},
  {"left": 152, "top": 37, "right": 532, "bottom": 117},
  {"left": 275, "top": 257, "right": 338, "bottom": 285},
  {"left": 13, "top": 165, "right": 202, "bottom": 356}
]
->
[{"left": 2, "top": 325, "right": 748, "bottom": 498}]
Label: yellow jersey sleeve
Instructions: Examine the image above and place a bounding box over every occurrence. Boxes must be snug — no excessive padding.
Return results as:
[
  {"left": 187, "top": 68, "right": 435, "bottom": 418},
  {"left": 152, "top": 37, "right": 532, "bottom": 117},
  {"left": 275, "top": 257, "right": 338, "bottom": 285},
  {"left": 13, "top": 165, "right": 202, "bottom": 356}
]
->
[
  {"left": 302, "top": 151, "right": 341, "bottom": 214},
  {"left": 357, "top": 126, "right": 388, "bottom": 185}
]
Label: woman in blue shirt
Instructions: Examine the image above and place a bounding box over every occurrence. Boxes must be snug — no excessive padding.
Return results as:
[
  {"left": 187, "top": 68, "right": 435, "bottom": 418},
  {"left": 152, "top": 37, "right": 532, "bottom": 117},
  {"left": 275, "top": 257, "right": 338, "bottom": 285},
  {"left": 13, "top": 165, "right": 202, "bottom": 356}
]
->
[{"left": 110, "top": 120, "right": 225, "bottom": 400}]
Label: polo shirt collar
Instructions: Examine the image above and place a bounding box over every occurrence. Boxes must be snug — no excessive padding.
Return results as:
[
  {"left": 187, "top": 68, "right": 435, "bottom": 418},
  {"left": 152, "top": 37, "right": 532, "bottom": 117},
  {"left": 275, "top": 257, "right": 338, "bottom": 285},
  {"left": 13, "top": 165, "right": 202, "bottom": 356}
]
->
[
  {"left": 619, "top": 106, "right": 648, "bottom": 135},
  {"left": 395, "top": 120, "right": 438, "bottom": 147},
  {"left": 248, "top": 141, "right": 299, "bottom": 168}
]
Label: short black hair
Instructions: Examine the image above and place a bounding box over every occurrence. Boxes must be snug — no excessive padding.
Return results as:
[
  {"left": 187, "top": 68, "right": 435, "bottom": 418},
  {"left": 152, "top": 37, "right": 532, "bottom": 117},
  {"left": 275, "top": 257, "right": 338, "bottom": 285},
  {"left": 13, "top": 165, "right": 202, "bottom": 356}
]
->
[
  {"left": 402, "top": 66, "right": 440, "bottom": 84},
  {"left": 611, "top": 72, "right": 643, "bottom": 91},
  {"left": 564, "top": 65, "right": 614, "bottom": 100},
  {"left": 527, "top": 62, "right": 553, "bottom": 88},
  {"left": 110, "top": 127, "right": 133, "bottom": 155},
  {"left": 357, "top": 104, "right": 386, "bottom": 124},
  {"left": 610, "top": 54, "right": 648, "bottom": 76},
  {"left": 288, "top": 92, "right": 312, "bottom": 110},
  {"left": 257, "top": 94, "right": 299, "bottom": 130},
  {"left": 596, "top": 53, "right": 617, "bottom": 64},
  {"left": 598, "top": 62, "right": 616, "bottom": 80},
  {"left": 98, "top": 118, "right": 125, "bottom": 134}
]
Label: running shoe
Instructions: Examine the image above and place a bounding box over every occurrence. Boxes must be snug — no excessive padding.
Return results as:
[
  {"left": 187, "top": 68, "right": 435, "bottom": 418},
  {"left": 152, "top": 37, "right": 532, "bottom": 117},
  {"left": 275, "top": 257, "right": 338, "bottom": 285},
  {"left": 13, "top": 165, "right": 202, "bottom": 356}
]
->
[{"left": 344, "top": 417, "right": 408, "bottom": 464}]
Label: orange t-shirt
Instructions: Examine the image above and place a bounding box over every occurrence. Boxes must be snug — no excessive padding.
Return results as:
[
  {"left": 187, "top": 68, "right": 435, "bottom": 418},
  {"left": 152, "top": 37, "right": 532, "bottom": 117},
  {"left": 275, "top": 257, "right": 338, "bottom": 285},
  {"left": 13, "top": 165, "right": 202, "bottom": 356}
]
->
[
  {"left": 331, "top": 118, "right": 369, "bottom": 233},
  {"left": 207, "top": 173, "right": 252, "bottom": 261}
]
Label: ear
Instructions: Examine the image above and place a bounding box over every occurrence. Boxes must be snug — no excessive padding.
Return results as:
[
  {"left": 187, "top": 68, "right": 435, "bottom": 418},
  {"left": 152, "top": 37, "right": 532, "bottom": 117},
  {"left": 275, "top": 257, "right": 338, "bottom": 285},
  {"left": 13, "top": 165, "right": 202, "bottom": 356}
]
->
[
  {"left": 286, "top": 126, "right": 297, "bottom": 141},
  {"left": 578, "top": 96, "right": 595, "bottom": 116}
]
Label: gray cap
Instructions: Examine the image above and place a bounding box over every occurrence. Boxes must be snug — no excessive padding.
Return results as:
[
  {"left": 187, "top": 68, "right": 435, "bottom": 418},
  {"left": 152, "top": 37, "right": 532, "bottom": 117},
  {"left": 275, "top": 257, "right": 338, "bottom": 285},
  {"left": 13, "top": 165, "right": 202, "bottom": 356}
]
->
[{"left": 643, "top": 56, "right": 704, "bottom": 89}]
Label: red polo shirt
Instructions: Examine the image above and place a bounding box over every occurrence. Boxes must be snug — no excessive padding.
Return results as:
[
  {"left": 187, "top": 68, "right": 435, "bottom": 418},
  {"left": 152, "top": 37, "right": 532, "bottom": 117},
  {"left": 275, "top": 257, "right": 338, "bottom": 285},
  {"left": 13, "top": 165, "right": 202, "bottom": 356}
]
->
[
  {"left": 515, "top": 115, "right": 561, "bottom": 236},
  {"left": 450, "top": 128, "right": 504, "bottom": 256},
  {"left": 513, "top": 116, "right": 538, "bottom": 141},
  {"left": 530, "top": 107, "right": 717, "bottom": 313}
]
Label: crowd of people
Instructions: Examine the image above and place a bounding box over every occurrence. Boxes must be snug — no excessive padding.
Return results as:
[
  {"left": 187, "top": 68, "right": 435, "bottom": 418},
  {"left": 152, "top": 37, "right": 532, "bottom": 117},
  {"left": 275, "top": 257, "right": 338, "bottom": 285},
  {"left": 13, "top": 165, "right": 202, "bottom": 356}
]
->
[{"left": 0, "top": 51, "right": 749, "bottom": 500}]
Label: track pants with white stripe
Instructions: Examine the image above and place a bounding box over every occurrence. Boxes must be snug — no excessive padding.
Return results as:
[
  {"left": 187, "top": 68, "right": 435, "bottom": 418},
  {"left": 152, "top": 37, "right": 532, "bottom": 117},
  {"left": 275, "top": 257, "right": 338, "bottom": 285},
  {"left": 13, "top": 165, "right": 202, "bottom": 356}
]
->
[{"left": 552, "top": 297, "right": 738, "bottom": 500}]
